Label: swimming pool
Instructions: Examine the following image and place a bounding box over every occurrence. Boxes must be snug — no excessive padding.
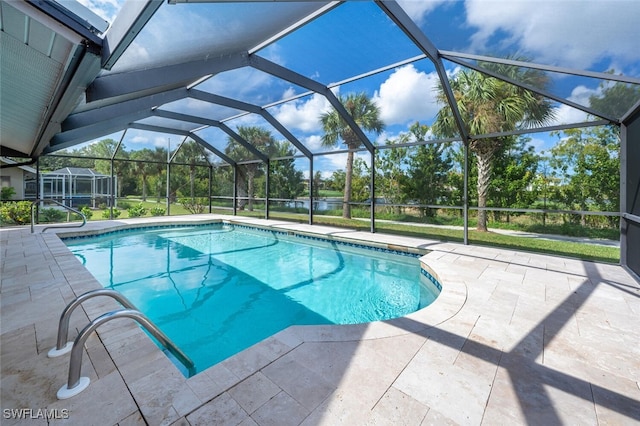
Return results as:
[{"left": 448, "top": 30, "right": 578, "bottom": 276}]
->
[{"left": 65, "top": 223, "right": 440, "bottom": 374}]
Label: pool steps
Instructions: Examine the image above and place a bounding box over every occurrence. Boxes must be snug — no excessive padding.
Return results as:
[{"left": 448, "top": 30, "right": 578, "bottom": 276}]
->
[{"left": 48, "top": 289, "right": 195, "bottom": 399}]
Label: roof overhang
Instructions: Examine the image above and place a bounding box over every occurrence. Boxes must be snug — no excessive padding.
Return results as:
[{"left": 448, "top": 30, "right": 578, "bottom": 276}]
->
[{"left": 0, "top": 0, "right": 104, "bottom": 158}]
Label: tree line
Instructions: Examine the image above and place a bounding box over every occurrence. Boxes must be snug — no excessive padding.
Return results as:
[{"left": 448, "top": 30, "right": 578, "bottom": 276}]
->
[
  {"left": 317, "top": 65, "right": 634, "bottom": 231},
  {"left": 38, "top": 129, "right": 304, "bottom": 209},
  {"left": 323, "top": 122, "right": 620, "bottom": 230}
]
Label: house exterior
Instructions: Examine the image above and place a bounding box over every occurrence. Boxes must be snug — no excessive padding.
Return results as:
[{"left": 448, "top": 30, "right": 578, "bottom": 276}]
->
[{"left": 0, "top": 157, "right": 36, "bottom": 200}]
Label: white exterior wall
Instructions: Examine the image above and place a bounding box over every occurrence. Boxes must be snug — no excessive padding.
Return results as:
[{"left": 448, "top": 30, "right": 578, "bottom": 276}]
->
[{"left": 0, "top": 166, "right": 28, "bottom": 199}]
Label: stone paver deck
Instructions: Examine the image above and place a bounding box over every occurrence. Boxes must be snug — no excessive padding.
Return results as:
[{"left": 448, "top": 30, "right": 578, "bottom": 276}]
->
[{"left": 1, "top": 215, "right": 639, "bottom": 425}]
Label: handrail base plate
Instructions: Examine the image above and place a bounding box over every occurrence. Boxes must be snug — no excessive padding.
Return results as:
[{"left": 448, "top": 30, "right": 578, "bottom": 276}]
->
[
  {"left": 48, "top": 342, "right": 73, "bottom": 358},
  {"left": 57, "top": 377, "right": 90, "bottom": 400}
]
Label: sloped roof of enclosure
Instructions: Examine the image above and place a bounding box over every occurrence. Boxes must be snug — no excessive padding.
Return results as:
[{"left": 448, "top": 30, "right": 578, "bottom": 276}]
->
[
  {"left": 45, "top": 167, "right": 109, "bottom": 177},
  {"left": 2, "top": 0, "right": 640, "bottom": 163}
]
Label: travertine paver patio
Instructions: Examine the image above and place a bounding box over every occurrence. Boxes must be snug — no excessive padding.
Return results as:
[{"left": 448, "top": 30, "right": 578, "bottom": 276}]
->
[{"left": 1, "top": 215, "right": 639, "bottom": 425}]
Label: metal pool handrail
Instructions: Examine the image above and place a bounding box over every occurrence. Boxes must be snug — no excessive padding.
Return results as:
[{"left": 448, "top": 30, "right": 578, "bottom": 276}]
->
[
  {"left": 30, "top": 198, "right": 86, "bottom": 233},
  {"left": 57, "top": 308, "right": 196, "bottom": 399},
  {"left": 50, "top": 289, "right": 195, "bottom": 399},
  {"left": 48, "top": 289, "right": 136, "bottom": 356}
]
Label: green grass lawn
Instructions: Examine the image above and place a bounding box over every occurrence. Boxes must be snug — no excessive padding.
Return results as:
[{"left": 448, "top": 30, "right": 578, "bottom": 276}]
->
[
  {"left": 265, "top": 211, "right": 620, "bottom": 264},
  {"left": 318, "top": 190, "right": 343, "bottom": 197}
]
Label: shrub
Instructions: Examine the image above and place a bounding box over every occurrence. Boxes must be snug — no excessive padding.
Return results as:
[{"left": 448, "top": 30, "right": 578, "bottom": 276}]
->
[
  {"left": 102, "top": 208, "right": 123, "bottom": 219},
  {"left": 80, "top": 206, "right": 93, "bottom": 220},
  {"left": 127, "top": 203, "right": 147, "bottom": 218},
  {"left": 150, "top": 206, "right": 166, "bottom": 216},
  {"left": 40, "top": 208, "right": 65, "bottom": 223},
  {"left": 180, "top": 197, "right": 206, "bottom": 214},
  {"left": 0, "top": 201, "right": 32, "bottom": 225},
  {"left": 1, "top": 187, "right": 16, "bottom": 201}
]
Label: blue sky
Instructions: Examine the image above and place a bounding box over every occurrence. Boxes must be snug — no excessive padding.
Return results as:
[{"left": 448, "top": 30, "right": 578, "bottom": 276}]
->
[{"left": 74, "top": 0, "right": 640, "bottom": 177}]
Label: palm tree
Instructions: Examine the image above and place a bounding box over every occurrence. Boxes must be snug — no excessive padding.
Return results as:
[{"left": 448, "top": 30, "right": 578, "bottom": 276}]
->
[
  {"left": 150, "top": 147, "right": 168, "bottom": 203},
  {"left": 130, "top": 148, "right": 155, "bottom": 201},
  {"left": 175, "top": 140, "right": 208, "bottom": 201},
  {"left": 320, "top": 92, "right": 384, "bottom": 219},
  {"left": 433, "top": 61, "right": 555, "bottom": 231},
  {"left": 224, "top": 126, "right": 275, "bottom": 211}
]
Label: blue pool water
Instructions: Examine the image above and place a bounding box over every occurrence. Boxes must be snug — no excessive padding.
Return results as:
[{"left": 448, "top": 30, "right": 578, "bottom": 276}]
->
[{"left": 65, "top": 224, "right": 439, "bottom": 374}]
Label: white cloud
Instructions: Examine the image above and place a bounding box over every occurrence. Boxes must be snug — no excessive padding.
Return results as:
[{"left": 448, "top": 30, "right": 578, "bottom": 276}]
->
[
  {"left": 465, "top": 0, "right": 640, "bottom": 69},
  {"left": 274, "top": 66, "right": 444, "bottom": 143},
  {"left": 526, "top": 137, "right": 546, "bottom": 152},
  {"left": 552, "top": 105, "right": 589, "bottom": 127},
  {"left": 153, "top": 136, "right": 171, "bottom": 148},
  {"left": 568, "top": 84, "right": 600, "bottom": 104},
  {"left": 124, "top": 130, "right": 174, "bottom": 149},
  {"left": 130, "top": 135, "right": 148, "bottom": 145},
  {"left": 325, "top": 153, "right": 348, "bottom": 171},
  {"left": 273, "top": 94, "right": 332, "bottom": 133},
  {"left": 396, "top": 0, "right": 449, "bottom": 24},
  {"left": 549, "top": 84, "right": 599, "bottom": 126},
  {"left": 281, "top": 87, "right": 297, "bottom": 100},
  {"left": 313, "top": 151, "right": 371, "bottom": 176},
  {"left": 77, "top": 0, "right": 122, "bottom": 23},
  {"left": 372, "top": 65, "right": 441, "bottom": 126},
  {"left": 356, "top": 152, "right": 372, "bottom": 168},
  {"left": 375, "top": 130, "right": 397, "bottom": 145},
  {"left": 258, "top": 43, "right": 286, "bottom": 66},
  {"left": 302, "top": 135, "right": 324, "bottom": 151}
]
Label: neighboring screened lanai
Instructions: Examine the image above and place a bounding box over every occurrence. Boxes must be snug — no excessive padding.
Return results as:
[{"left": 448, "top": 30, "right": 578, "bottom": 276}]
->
[
  {"left": 1, "top": 0, "right": 639, "bottom": 281},
  {"left": 25, "top": 167, "right": 114, "bottom": 208}
]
